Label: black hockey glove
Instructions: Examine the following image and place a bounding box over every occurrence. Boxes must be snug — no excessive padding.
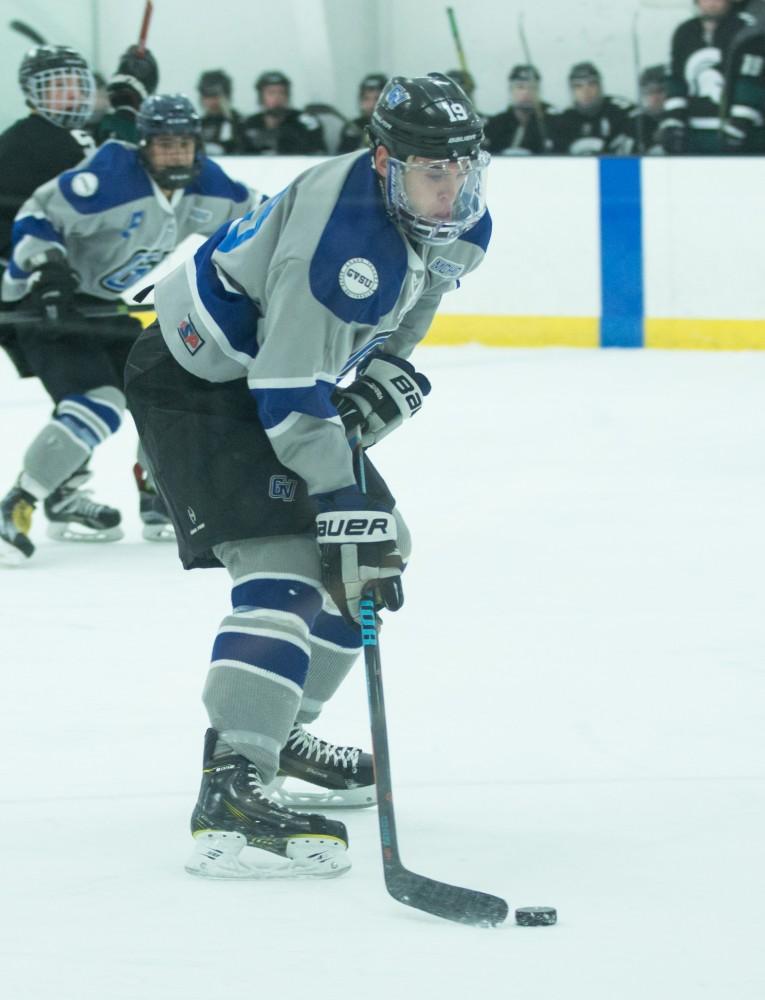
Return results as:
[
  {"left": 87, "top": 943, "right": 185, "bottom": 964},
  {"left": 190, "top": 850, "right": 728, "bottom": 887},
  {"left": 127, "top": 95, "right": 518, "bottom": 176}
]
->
[
  {"left": 659, "top": 122, "right": 687, "bottom": 156},
  {"left": 315, "top": 487, "right": 404, "bottom": 625},
  {"left": 30, "top": 262, "right": 79, "bottom": 324},
  {"left": 334, "top": 353, "right": 431, "bottom": 448}
]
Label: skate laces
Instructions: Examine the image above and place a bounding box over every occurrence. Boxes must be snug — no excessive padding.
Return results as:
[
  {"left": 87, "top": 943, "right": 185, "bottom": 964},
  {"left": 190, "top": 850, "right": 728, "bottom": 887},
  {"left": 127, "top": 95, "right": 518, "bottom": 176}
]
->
[{"left": 288, "top": 727, "right": 361, "bottom": 773}]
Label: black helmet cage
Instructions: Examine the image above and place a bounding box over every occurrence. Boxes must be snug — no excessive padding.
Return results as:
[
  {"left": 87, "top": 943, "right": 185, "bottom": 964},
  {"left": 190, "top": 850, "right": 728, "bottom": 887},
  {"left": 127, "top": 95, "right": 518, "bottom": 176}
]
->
[
  {"left": 137, "top": 94, "right": 204, "bottom": 190},
  {"left": 366, "top": 72, "right": 484, "bottom": 162},
  {"left": 19, "top": 45, "right": 96, "bottom": 129}
]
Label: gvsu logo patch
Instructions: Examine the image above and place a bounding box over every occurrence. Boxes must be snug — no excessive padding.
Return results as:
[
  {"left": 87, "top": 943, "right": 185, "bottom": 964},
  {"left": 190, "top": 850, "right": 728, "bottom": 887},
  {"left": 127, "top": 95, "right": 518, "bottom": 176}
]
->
[
  {"left": 339, "top": 258, "right": 379, "bottom": 300},
  {"left": 429, "top": 256, "right": 464, "bottom": 279},
  {"left": 177, "top": 315, "right": 205, "bottom": 355},
  {"left": 269, "top": 475, "right": 298, "bottom": 502}
]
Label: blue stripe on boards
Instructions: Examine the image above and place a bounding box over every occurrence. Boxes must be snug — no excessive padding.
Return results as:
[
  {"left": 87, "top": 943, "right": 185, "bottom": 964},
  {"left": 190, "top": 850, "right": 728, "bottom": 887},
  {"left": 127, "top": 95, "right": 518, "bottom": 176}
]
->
[
  {"left": 212, "top": 630, "right": 309, "bottom": 689},
  {"left": 599, "top": 158, "right": 644, "bottom": 349}
]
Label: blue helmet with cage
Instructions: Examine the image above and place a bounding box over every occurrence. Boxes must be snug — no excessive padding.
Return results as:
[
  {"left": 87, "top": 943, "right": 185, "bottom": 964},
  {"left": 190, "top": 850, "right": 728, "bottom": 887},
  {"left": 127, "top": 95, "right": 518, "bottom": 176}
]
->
[{"left": 136, "top": 93, "right": 203, "bottom": 189}]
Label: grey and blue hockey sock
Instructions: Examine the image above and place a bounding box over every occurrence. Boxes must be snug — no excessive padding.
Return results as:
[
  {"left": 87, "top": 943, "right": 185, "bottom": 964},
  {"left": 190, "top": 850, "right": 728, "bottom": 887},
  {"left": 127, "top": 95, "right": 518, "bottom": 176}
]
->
[{"left": 20, "top": 386, "right": 125, "bottom": 497}]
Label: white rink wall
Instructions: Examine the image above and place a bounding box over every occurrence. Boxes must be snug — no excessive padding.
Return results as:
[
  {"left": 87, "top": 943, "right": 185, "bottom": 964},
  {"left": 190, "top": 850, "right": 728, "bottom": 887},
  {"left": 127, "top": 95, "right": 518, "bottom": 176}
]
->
[{"left": 145, "top": 155, "right": 765, "bottom": 350}]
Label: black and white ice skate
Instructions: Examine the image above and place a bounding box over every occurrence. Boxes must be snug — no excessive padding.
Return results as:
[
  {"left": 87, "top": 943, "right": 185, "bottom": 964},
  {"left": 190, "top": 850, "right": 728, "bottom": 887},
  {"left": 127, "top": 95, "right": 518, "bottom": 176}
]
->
[
  {"left": 44, "top": 468, "right": 123, "bottom": 542},
  {"left": 133, "top": 463, "right": 175, "bottom": 542},
  {"left": 264, "top": 725, "right": 377, "bottom": 810},
  {"left": 185, "top": 729, "right": 351, "bottom": 880},
  {"left": 0, "top": 483, "right": 36, "bottom": 565}
]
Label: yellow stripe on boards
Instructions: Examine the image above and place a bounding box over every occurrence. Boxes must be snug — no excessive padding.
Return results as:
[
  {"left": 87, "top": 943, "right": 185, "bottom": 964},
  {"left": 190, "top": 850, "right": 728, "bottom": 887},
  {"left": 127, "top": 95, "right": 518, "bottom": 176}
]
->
[
  {"left": 424, "top": 315, "right": 600, "bottom": 348},
  {"left": 645, "top": 318, "right": 765, "bottom": 351}
]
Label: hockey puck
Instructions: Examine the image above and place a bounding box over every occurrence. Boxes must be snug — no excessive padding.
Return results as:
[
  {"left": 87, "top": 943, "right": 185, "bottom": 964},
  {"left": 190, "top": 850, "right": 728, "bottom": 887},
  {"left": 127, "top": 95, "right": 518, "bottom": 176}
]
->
[{"left": 514, "top": 906, "right": 557, "bottom": 926}]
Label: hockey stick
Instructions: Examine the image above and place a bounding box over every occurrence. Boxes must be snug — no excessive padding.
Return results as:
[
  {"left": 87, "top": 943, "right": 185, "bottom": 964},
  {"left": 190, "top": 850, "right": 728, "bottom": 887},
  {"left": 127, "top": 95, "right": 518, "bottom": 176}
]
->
[
  {"left": 355, "top": 447, "right": 508, "bottom": 927},
  {"left": 0, "top": 303, "right": 155, "bottom": 328},
  {"left": 9, "top": 20, "right": 47, "bottom": 45},
  {"left": 445, "top": 7, "right": 469, "bottom": 75},
  {"left": 517, "top": 12, "right": 550, "bottom": 151},
  {"left": 631, "top": 10, "right": 647, "bottom": 154},
  {"left": 136, "top": 0, "right": 154, "bottom": 56}
]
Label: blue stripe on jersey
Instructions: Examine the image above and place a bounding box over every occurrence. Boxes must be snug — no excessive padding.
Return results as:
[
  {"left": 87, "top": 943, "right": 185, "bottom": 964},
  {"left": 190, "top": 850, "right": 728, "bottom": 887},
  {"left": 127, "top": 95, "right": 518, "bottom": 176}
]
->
[
  {"left": 58, "top": 142, "right": 153, "bottom": 215},
  {"left": 185, "top": 157, "right": 251, "bottom": 202},
  {"left": 309, "top": 154, "right": 407, "bottom": 324},
  {"left": 12, "top": 215, "right": 65, "bottom": 252},
  {"left": 218, "top": 188, "right": 287, "bottom": 254},
  {"left": 253, "top": 380, "right": 337, "bottom": 431},
  {"left": 231, "top": 578, "right": 323, "bottom": 628},
  {"left": 458, "top": 208, "right": 492, "bottom": 251},
  {"left": 193, "top": 228, "right": 262, "bottom": 355},
  {"left": 212, "top": 630, "right": 309, "bottom": 688},
  {"left": 311, "top": 608, "right": 361, "bottom": 650},
  {"left": 339, "top": 333, "right": 390, "bottom": 378}
]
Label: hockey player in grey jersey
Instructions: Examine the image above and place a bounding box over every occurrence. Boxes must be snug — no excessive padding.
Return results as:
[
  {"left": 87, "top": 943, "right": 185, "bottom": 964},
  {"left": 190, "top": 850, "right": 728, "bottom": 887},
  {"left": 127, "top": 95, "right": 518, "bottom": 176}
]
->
[
  {"left": 0, "top": 94, "right": 259, "bottom": 564},
  {"left": 124, "top": 73, "right": 491, "bottom": 879}
]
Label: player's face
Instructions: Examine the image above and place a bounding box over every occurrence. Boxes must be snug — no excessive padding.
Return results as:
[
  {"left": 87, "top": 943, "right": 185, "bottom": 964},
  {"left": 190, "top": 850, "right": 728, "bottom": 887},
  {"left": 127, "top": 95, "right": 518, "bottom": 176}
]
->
[
  {"left": 511, "top": 81, "right": 539, "bottom": 109},
  {"left": 43, "top": 71, "right": 89, "bottom": 113},
  {"left": 201, "top": 94, "right": 224, "bottom": 114},
  {"left": 696, "top": 0, "right": 731, "bottom": 17},
  {"left": 403, "top": 157, "right": 468, "bottom": 221},
  {"left": 360, "top": 88, "right": 381, "bottom": 117},
  {"left": 572, "top": 80, "right": 601, "bottom": 110},
  {"left": 641, "top": 85, "right": 666, "bottom": 115},
  {"left": 147, "top": 135, "right": 196, "bottom": 172},
  {"left": 260, "top": 84, "right": 289, "bottom": 110}
]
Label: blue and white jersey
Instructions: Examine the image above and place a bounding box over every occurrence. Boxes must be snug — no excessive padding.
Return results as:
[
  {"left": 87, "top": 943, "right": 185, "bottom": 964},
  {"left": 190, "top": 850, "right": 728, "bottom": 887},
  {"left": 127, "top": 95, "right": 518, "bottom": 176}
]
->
[
  {"left": 153, "top": 151, "right": 492, "bottom": 497},
  {"left": 2, "top": 140, "right": 260, "bottom": 303}
]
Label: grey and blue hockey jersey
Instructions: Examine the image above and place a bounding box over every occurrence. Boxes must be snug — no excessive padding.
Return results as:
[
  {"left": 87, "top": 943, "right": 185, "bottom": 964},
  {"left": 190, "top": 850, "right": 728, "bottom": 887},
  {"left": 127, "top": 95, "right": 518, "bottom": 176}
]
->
[
  {"left": 152, "top": 150, "right": 492, "bottom": 498},
  {"left": 1, "top": 140, "right": 259, "bottom": 303}
]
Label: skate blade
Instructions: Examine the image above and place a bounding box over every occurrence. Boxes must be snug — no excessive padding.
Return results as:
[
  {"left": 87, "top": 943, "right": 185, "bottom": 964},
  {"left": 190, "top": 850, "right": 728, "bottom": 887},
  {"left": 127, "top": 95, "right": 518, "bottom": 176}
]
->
[
  {"left": 141, "top": 522, "right": 176, "bottom": 542},
  {"left": 185, "top": 830, "right": 351, "bottom": 880},
  {"left": 0, "top": 537, "right": 31, "bottom": 566},
  {"left": 265, "top": 775, "right": 377, "bottom": 810},
  {"left": 46, "top": 522, "right": 124, "bottom": 543}
]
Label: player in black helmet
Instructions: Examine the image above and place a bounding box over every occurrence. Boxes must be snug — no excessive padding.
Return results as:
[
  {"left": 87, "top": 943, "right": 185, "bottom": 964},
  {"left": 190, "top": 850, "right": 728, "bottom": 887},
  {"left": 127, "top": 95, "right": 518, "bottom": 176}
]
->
[
  {"left": 123, "top": 72, "right": 492, "bottom": 879},
  {"left": 242, "top": 69, "right": 326, "bottom": 155},
  {"left": 483, "top": 65, "right": 556, "bottom": 155},
  {"left": 0, "top": 45, "right": 96, "bottom": 377},
  {"left": 630, "top": 65, "right": 669, "bottom": 155},
  {"left": 550, "top": 61, "right": 636, "bottom": 155},
  {"left": 197, "top": 69, "right": 244, "bottom": 155},
  {"left": 95, "top": 44, "right": 160, "bottom": 146},
  {"left": 0, "top": 93, "right": 258, "bottom": 562},
  {"left": 337, "top": 72, "right": 387, "bottom": 153}
]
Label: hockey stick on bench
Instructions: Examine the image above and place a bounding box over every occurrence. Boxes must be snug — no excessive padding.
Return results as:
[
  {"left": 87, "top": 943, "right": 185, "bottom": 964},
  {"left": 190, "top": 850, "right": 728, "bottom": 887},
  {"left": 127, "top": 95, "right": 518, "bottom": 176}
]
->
[{"left": 355, "top": 446, "right": 508, "bottom": 927}]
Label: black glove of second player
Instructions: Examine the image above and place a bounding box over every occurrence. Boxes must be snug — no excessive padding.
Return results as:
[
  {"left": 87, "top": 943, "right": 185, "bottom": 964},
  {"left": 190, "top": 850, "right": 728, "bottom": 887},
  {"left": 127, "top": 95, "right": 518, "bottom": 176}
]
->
[
  {"left": 315, "top": 488, "right": 404, "bottom": 625},
  {"left": 334, "top": 353, "right": 431, "bottom": 447},
  {"left": 30, "top": 261, "right": 80, "bottom": 324}
]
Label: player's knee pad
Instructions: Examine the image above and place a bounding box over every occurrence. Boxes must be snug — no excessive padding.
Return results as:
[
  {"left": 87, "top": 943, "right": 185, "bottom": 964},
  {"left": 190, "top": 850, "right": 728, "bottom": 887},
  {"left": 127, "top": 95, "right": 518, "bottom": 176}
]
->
[{"left": 54, "top": 385, "right": 125, "bottom": 450}]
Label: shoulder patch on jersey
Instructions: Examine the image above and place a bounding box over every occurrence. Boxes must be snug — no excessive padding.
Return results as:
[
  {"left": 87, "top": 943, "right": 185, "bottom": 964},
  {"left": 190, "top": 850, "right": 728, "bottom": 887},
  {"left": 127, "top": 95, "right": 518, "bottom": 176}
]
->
[
  {"left": 309, "top": 154, "right": 407, "bottom": 324},
  {"left": 428, "top": 257, "right": 465, "bottom": 279},
  {"left": 70, "top": 171, "right": 99, "bottom": 197},
  {"left": 59, "top": 141, "right": 152, "bottom": 215},
  {"left": 298, "top": 112, "right": 321, "bottom": 130},
  {"left": 458, "top": 208, "right": 492, "bottom": 253},
  {"left": 339, "top": 258, "right": 379, "bottom": 299}
]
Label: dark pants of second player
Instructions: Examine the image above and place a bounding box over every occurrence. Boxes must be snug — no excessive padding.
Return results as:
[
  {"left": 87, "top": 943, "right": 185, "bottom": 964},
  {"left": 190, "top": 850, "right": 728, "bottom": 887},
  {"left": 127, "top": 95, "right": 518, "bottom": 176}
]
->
[{"left": 124, "top": 322, "right": 394, "bottom": 570}]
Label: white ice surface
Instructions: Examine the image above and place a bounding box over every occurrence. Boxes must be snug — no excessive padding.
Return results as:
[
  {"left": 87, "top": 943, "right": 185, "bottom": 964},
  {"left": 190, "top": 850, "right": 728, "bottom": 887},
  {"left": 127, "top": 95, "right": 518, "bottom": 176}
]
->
[{"left": 0, "top": 345, "right": 763, "bottom": 999}]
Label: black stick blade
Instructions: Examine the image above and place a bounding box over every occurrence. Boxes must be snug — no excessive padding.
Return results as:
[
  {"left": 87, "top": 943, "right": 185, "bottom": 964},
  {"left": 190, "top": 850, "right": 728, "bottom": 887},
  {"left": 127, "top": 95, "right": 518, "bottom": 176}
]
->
[{"left": 386, "top": 866, "right": 508, "bottom": 928}]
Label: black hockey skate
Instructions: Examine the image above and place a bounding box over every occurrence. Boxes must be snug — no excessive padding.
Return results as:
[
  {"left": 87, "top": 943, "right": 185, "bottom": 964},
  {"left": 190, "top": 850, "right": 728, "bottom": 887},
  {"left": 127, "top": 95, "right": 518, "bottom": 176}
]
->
[
  {"left": 44, "top": 467, "right": 123, "bottom": 542},
  {"left": 0, "top": 483, "right": 37, "bottom": 564},
  {"left": 264, "top": 725, "right": 377, "bottom": 810},
  {"left": 186, "top": 729, "right": 351, "bottom": 879},
  {"left": 133, "top": 463, "right": 175, "bottom": 542}
]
